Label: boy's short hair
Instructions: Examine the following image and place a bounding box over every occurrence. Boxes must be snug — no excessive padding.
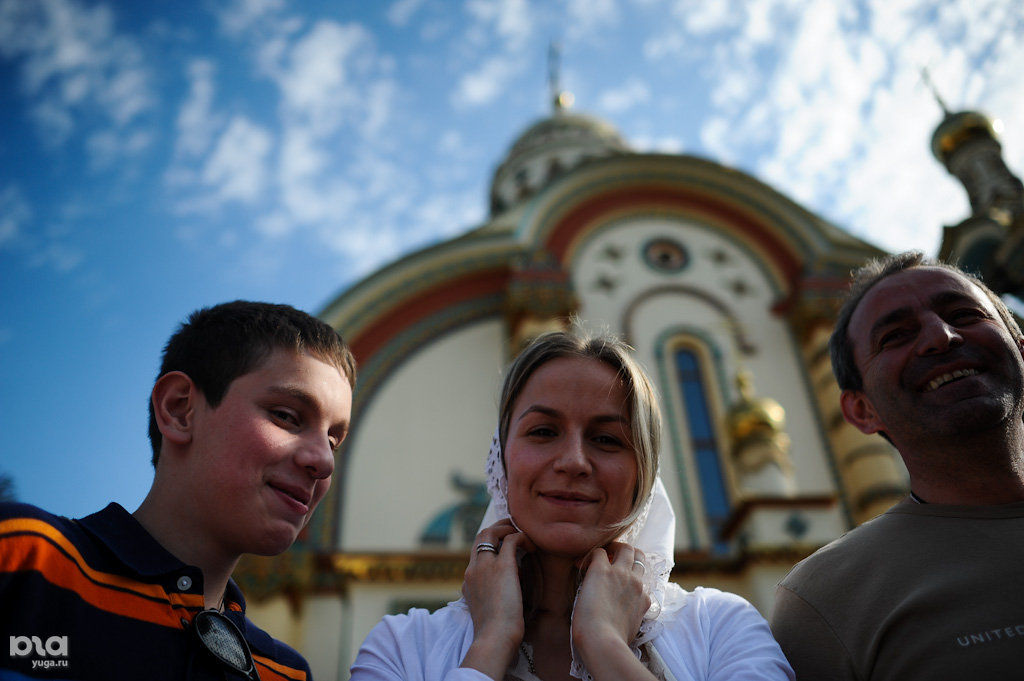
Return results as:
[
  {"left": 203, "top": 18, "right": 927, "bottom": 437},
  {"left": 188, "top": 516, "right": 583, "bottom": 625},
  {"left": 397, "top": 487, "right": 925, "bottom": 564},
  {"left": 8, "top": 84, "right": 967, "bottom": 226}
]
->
[{"left": 147, "top": 301, "right": 356, "bottom": 465}]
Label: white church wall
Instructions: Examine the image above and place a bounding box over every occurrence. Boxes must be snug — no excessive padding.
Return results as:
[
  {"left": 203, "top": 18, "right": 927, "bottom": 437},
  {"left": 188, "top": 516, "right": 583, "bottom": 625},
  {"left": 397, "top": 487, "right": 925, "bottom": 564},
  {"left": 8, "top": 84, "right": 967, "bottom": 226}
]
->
[{"left": 340, "top": 319, "right": 505, "bottom": 551}]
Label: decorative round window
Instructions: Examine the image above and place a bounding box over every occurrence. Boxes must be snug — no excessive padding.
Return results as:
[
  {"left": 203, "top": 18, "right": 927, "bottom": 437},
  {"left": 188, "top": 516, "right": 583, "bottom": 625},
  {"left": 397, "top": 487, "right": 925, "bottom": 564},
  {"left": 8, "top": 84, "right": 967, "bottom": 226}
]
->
[{"left": 642, "top": 237, "right": 688, "bottom": 273}]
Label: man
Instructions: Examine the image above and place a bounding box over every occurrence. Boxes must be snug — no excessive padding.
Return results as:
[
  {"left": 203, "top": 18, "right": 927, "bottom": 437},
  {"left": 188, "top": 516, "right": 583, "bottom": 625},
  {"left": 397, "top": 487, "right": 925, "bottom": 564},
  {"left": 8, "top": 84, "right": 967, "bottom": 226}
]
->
[
  {"left": 771, "top": 252, "right": 1024, "bottom": 680},
  {"left": 1, "top": 301, "right": 355, "bottom": 680}
]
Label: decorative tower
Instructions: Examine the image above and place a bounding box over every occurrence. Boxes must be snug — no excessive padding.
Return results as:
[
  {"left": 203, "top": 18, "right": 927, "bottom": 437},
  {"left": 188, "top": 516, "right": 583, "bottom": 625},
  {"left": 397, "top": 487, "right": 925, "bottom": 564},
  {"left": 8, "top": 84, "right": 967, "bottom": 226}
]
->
[
  {"left": 925, "top": 72, "right": 1024, "bottom": 296},
  {"left": 727, "top": 370, "right": 795, "bottom": 498},
  {"left": 504, "top": 249, "right": 577, "bottom": 354}
]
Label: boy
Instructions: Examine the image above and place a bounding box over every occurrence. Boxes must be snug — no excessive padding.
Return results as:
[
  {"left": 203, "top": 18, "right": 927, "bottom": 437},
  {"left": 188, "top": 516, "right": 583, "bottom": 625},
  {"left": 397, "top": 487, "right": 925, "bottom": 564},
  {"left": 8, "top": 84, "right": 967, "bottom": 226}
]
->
[{"left": 1, "top": 301, "right": 355, "bottom": 680}]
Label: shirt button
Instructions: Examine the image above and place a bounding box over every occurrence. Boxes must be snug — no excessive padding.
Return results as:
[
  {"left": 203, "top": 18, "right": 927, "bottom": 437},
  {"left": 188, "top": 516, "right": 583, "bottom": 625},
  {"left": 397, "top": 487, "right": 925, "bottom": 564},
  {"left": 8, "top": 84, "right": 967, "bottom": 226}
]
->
[{"left": 176, "top": 575, "right": 193, "bottom": 591}]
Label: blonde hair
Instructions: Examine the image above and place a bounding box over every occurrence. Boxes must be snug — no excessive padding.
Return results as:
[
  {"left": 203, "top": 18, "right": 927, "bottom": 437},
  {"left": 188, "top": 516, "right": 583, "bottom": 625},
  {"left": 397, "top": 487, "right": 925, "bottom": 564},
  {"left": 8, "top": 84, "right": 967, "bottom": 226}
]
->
[{"left": 497, "top": 330, "right": 661, "bottom": 532}]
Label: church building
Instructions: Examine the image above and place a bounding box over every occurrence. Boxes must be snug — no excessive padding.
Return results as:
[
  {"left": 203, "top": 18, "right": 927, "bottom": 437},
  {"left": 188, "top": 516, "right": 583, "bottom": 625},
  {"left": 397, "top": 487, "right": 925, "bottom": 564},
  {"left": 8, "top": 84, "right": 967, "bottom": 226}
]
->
[{"left": 237, "top": 81, "right": 1023, "bottom": 680}]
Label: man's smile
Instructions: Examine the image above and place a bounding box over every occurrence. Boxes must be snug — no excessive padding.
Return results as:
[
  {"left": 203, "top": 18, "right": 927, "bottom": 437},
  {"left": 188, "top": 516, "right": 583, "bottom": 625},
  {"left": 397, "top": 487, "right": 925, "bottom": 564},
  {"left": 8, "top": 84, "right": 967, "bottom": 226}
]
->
[{"left": 924, "top": 368, "right": 980, "bottom": 392}]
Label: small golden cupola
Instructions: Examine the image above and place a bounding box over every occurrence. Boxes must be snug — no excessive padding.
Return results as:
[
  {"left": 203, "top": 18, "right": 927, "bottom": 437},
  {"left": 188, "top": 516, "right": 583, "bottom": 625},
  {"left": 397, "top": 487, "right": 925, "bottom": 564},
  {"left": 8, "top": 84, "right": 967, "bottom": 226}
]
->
[
  {"left": 727, "top": 370, "right": 795, "bottom": 498},
  {"left": 922, "top": 71, "right": 1024, "bottom": 297}
]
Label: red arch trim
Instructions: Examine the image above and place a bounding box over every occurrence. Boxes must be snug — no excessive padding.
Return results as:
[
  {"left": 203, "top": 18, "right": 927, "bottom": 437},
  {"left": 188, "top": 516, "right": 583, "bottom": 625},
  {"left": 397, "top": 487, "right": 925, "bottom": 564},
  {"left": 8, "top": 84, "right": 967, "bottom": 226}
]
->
[
  {"left": 543, "top": 186, "right": 803, "bottom": 284},
  {"left": 350, "top": 268, "right": 510, "bottom": 363}
]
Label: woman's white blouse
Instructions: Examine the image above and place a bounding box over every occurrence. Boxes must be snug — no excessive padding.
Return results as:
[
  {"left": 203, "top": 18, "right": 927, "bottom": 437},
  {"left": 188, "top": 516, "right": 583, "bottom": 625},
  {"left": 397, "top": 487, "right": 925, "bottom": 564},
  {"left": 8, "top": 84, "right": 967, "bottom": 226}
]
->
[{"left": 349, "top": 587, "right": 794, "bottom": 681}]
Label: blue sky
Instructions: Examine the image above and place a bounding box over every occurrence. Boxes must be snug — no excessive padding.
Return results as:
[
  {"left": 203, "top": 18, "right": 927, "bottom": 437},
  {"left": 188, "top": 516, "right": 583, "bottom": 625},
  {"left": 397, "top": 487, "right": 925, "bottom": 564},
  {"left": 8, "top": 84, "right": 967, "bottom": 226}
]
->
[{"left": 2, "top": 0, "right": 1022, "bottom": 518}]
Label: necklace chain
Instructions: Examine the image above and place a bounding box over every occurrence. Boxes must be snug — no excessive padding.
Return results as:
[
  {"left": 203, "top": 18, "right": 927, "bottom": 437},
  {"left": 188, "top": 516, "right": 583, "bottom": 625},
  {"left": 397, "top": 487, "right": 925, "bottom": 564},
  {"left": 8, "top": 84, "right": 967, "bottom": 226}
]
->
[{"left": 519, "top": 642, "right": 536, "bottom": 675}]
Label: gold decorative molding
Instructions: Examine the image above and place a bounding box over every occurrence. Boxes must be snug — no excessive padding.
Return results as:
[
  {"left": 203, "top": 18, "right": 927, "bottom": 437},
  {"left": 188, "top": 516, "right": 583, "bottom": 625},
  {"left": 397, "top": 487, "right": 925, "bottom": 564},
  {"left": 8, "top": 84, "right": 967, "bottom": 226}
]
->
[{"left": 332, "top": 553, "right": 470, "bottom": 583}]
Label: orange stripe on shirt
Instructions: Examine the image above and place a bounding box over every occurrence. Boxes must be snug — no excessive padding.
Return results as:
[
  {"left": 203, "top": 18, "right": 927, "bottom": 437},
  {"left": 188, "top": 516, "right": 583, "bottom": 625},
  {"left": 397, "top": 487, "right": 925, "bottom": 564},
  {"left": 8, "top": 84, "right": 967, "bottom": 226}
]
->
[
  {"left": 0, "top": 518, "right": 206, "bottom": 627},
  {"left": 254, "top": 654, "right": 308, "bottom": 681}
]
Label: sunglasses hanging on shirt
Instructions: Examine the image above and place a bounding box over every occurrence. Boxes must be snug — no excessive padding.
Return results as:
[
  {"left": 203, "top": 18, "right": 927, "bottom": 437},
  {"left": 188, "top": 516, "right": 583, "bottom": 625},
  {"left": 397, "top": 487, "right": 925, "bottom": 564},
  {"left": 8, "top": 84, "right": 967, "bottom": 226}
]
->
[{"left": 192, "top": 609, "right": 261, "bottom": 681}]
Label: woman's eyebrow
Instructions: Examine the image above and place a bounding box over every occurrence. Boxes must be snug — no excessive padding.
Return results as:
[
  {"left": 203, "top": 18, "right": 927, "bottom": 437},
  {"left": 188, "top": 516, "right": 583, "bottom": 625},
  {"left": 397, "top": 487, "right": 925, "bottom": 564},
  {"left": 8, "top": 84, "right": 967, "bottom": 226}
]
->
[
  {"left": 516, "top": 405, "right": 561, "bottom": 422},
  {"left": 593, "top": 415, "right": 629, "bottom": 425},
  {"left": 516, "top": 406, "right": 629, "bottom": 426}
]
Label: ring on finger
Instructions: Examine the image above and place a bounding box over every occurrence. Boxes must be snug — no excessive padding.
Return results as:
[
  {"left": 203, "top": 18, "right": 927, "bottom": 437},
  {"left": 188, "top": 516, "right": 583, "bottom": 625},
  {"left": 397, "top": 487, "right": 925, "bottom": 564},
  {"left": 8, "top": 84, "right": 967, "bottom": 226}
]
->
[
  {"left": 475, "top": 542, "right": 498, "bottom": 554},
  {"left": 633, "top": 560, "right": 646, "bottom": 575}
]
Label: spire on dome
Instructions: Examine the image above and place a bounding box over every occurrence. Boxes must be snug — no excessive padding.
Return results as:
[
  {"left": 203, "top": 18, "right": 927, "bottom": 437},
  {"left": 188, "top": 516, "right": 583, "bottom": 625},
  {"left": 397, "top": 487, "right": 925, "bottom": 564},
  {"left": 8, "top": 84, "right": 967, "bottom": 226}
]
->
[
  {"left": 548, "top": 42, "right": 574, "bottom": 113},
  {"left": 488, "top": 47, "right": 626, "bottom": 215},
  {"left": 920, "top": 66, "right": 951, "bottom": 116}
]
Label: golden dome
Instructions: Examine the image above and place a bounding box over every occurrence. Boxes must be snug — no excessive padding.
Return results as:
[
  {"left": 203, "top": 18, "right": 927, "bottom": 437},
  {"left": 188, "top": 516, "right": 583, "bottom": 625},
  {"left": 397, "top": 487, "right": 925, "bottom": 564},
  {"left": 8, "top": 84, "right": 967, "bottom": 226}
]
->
[
  {"left": 728, "top": 371, "right": 786, "bottom": 443},
  {"left": 489, "top": 108, "right": 629, "bottom": 215},
  {"left": 930, "top": 110, "right": 999, "bottom": 164}
]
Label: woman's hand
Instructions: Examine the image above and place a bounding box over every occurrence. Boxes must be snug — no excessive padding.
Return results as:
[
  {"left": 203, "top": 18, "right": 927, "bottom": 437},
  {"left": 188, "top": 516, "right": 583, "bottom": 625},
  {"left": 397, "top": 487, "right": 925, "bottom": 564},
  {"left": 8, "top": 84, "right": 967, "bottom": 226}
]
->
[
  {"left": 459, "top": 520, "right": 535, "bottom": 680},
  {"left": 571, "top": 542, "right": 651, "bottom": 669}
]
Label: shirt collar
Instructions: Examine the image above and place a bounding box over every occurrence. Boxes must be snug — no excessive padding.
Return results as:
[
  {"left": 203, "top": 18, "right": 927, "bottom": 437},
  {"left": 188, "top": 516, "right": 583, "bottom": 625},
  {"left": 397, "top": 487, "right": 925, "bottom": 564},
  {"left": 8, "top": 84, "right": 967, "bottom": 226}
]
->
[
  {"left": 223, "top": 577, "right": 248, "bottom": 614},
  {"left": 76, "top": 502, "right": 249, "bottom": 616},
  {"left": 77, "top": 502, "right": 189, "bottom": 577}
]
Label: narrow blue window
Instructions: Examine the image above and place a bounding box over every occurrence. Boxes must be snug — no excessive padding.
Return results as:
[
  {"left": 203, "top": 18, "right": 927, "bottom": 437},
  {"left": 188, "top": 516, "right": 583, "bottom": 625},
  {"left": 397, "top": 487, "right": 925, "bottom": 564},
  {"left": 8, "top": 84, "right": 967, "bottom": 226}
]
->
[{"left": 675, "top": 348, "right": 730, "bottom": 554}]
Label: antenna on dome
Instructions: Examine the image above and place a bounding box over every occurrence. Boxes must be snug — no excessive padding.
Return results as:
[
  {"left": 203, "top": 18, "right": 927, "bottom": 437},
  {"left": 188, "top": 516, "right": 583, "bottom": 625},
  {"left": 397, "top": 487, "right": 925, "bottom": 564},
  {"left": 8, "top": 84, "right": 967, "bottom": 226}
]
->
[
  {"left": 548, "top": 41, "right": 574, "bottom": 112},
  {"left": 920, "top": 66, "right": 951, "bottom": 116}
]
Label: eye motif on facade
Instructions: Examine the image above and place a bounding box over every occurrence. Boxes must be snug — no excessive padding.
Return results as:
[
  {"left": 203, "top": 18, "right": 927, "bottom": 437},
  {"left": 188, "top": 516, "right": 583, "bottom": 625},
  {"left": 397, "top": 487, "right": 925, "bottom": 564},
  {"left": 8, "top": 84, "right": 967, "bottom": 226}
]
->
[{"left": 643, "top": 237, "right": 689, "bottom": 273}]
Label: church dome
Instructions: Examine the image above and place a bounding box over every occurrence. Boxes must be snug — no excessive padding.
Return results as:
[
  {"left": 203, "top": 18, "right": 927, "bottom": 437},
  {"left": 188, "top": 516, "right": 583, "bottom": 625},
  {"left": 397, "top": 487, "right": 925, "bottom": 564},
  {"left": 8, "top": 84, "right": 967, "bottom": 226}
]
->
[
  {"left": 931, "top": 110, "right": 999, "bottom": 164},
  {"left": 489, "top": 107, "right": 630, "bottom": 216},
  {"left": 727, "top": 371, "right": 786, "bottom": 444}
]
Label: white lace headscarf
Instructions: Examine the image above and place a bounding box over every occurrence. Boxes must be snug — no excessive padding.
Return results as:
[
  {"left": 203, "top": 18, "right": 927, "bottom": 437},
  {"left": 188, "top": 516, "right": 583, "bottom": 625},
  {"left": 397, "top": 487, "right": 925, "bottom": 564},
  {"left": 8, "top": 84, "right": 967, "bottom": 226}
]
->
[{"left": 479, "top": 428, "right": 687, "bottom": 680}]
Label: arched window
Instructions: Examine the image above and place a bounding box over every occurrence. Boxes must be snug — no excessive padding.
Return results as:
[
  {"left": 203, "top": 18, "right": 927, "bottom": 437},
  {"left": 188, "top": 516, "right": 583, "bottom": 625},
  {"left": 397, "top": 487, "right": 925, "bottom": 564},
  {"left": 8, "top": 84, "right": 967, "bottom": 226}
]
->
[{"left": 674, "top": 347, "right": 731, "bottom": 554}]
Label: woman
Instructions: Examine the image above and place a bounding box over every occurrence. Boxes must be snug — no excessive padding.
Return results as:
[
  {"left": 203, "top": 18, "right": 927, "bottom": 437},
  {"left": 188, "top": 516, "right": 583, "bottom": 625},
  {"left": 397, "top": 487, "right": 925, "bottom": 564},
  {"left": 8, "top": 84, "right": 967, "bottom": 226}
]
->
[{"left": 352, "top": 332, "right": 794, "bottom": 681}]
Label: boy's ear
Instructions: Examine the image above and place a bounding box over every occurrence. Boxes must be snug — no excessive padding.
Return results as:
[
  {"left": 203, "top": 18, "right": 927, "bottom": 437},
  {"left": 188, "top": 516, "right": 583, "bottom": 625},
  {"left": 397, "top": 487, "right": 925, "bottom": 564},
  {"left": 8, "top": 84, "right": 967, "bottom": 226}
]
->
[
  {"left": 839, "top": 389, "right": 885, "bottom": 435},
  {"left": 152, "top": 372, "right": 197, "bottom": 448}
]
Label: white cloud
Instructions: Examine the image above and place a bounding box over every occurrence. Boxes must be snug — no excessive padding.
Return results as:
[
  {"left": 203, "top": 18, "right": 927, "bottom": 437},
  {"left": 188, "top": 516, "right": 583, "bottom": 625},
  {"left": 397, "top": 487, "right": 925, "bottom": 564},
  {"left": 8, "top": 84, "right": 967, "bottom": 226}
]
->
[
  {"left": 598, "top": 77, "right": 651, "bottom": 114},
  {"left": 27, "top": 239, "right": 83, "bottom": 272},
  {"left": 679, "top": 0, "right": 1024, "bottom": 255},
  {"left": 632, "top": 134, "right": 685, "bottom": 154},
  {"left": 453, "top": 54, "right": 519, "bottom": 107},
  {"left": 175, "top": 60, "right": 222, "bottom": 158},
  {"left": 363, "top": 79, "right": 397, "bottom": 137},
  {"left": 0, "top": 0, "right": 154, "bottom": 158},
  {"left": 0, "top": 183, "right": 88, "bottom": 272},
  {"left": 450, "top": 0, "right": 533, "bottom": 108},
  {"left": 168, "top": 12, "right": 401, "bottom": 248},
  {"left": 279, "top": 127, "right": 325, "bottom": 189},
  {"left": 387, "top": 0, "right": 426, "bottom": 27},
  {"left": 438, "top": 130, "right": 464, "bottom": 155},
  {"left": 465, "top": 0, "right": 532, "bottom": 50},
  {"left": 674, "top": 0, "right": 740, "bottom": 35},
  {"left": 27, "top": 100, "right": 74, "bottom": 142},
  {"left": 0, "top": 184, "right": 32, "bottom": 248},
  {"left": 201, "top": 116, "right": 273, "bottom": 204},
  {"left": 566, "top": 0, "right": 619, "bottom": 41},
  {"left": 419, "top": 18, "right": 450, "bottom": 41},
  {"left": 412, "top": 191, "right": 483, "bottom": 240},
  {"left": 86, "top": 128, "right": 152, "bottom": 169},
  {"left": 216, "top": 0, "right": 285, "bottom": 36},
  {"left": 277, "top": 22, "right": 371, "bottom": 132},
  {"left": 263, "top": 20, "right": 397, "bottom": 141}
]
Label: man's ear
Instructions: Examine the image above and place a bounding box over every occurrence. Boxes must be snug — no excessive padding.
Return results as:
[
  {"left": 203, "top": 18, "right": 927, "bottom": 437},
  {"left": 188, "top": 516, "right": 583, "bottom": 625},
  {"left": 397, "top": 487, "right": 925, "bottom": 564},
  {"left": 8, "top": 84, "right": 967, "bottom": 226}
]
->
[
  {"left": 151, "top": 372, "right": 197, "bottom": 448},
  {"left": 839, "top": 389, "right": 885, "bottom": 435}
]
